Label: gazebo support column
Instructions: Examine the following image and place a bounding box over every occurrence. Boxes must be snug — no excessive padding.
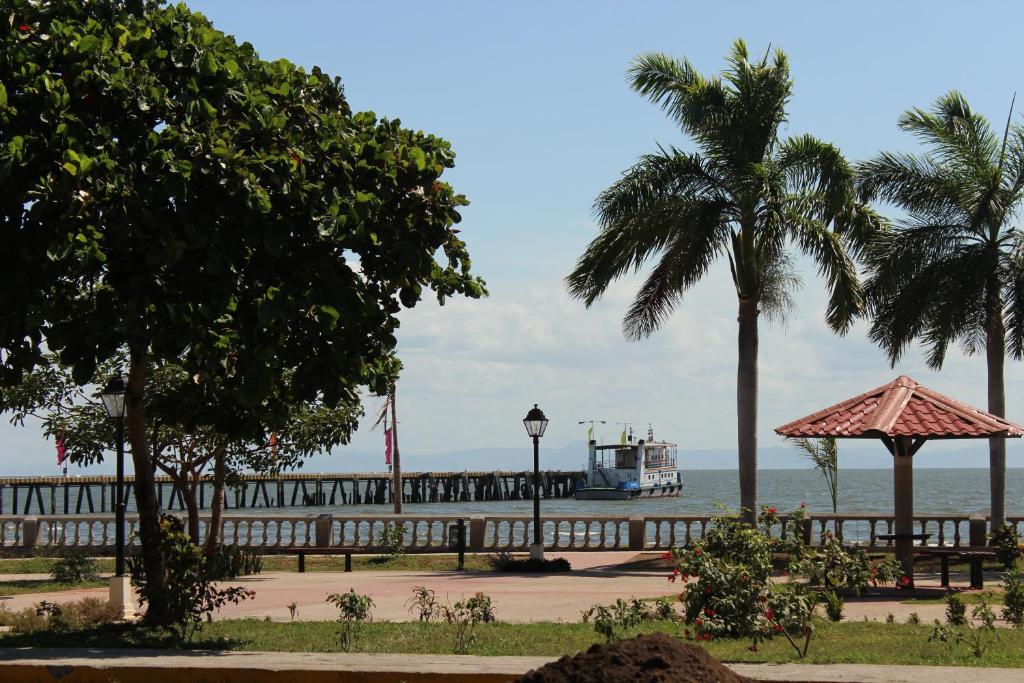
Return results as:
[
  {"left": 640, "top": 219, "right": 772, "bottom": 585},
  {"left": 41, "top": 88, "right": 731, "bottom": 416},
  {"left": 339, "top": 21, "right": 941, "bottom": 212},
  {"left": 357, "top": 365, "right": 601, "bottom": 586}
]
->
[{"left": 893, "top": 440, "right": 914, "bottom": 582}]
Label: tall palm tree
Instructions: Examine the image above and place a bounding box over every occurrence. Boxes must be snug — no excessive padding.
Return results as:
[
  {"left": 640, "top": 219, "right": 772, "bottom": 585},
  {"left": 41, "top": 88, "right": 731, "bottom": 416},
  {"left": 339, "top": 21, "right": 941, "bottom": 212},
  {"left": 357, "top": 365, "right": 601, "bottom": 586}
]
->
[
  {"left": 858, "top": 92, "right": 1024, "bottom": 531},
  {"left": 566, "top": 40, "right": 879, "bottom": 523}
]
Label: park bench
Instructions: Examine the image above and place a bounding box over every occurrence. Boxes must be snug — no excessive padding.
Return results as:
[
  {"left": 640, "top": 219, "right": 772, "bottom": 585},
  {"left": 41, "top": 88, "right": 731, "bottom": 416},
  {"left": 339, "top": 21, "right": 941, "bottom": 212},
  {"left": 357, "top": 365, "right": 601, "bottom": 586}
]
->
[
  {"left": 913, "top": 546, "right": 998, "bottom": 588},
  {"left": 259, "top": 547, "right": 368, "bottom": 573}
]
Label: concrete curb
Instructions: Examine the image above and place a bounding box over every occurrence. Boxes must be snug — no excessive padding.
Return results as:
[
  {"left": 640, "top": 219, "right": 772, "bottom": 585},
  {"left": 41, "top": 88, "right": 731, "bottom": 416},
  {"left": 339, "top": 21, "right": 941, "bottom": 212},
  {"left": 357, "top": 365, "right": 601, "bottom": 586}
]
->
[{"left": 0, "top": 649, "right": 1022, "bottom": 682}]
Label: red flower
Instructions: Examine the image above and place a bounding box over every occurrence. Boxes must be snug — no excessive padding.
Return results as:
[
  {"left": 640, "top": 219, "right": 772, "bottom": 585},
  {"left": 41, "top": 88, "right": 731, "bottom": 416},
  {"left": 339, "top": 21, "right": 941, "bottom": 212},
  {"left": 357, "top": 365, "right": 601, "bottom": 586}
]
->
[
  {"left": 704, "top": 586, "right": 713, "bottom": 595},
  {"left": 694, "top": 548, "right": 702, "bottom": 556},
  {"left": 748, "top": 645, "right": 758, "bottom": 652},
  {"left": 678, "top": 592, "right": 686, "bottom": 602},
  {"left": 800, "top": 501, "right": 807, "bottom": 508},
  {"left": 898, "top": 575, "right": 911, "bottom": 588},
  {"left": 661, "top": 551, "right": 673, "bottom": 560},
  {"left": 767, "top": 506, "right": 777, "bottom": 515},
  {"left": 740, "top": 573, "right": 749, "bottom": 583},
  {"left": 773, "top": 623, "right": 784, "bottom": 633},
  {"left": 694, "top": 617, "right": 703, "bottom": 626},
  {"left": 703, "top": 632, "right": 713, "bottom": 641},
  {"left": 18, "top": 24, "right": 30, "bottom": 32},
  {"left": 704, "top": 608, "right": 715, "bottom": 617},
  {"left": 667, "top": 573, "right": 676, "bottom": 583},
  {"left": 764, "top": 608, "right": 775, "bottom": 620}
]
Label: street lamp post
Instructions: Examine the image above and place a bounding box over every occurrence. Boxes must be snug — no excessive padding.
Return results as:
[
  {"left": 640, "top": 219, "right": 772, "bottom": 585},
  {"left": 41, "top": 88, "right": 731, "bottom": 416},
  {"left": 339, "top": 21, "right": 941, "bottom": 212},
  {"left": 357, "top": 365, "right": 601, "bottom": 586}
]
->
[
  {"left": 522, "top": 404, "right": 549, "bottom": 561},
  {"left": 100, "top": 375, "right": 132, "bottom": 617}
]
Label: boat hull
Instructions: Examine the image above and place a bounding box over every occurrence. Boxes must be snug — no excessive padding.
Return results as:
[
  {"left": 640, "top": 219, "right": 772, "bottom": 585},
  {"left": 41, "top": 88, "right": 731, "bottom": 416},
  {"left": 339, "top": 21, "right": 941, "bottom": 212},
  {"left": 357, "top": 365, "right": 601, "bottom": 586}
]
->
[{"left": 574, "top": 482, "right": 683, "bottom": 501}]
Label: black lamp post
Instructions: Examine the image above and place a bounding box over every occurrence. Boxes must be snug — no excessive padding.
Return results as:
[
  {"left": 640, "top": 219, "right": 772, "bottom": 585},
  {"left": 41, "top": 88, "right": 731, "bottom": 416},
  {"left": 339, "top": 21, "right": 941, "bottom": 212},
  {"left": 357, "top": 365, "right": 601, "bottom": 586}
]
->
[
  {"left": 523, "top": 404, "right": 549, "bottom": 560},
  {"left": 100, "top": 375, "right": 127, "bottom": 577}
]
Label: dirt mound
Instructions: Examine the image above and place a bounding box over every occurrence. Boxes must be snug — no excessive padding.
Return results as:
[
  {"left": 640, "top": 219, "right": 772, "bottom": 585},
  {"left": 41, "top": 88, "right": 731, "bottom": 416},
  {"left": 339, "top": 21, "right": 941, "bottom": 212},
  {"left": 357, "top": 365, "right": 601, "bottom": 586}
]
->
[{"left": 515, "top": 633, "right": 753, "bottom": 683}]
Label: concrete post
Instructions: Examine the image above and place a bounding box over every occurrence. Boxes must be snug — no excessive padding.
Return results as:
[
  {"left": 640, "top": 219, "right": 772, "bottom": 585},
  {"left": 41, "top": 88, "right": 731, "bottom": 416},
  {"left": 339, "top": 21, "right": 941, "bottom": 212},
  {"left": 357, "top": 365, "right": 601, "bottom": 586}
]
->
[
  {"left": 968, "top": 514, "right": 987, "bottom": 547},
  {"left": 314, "top": 514, "right": 333, "bottom": 548},
  {"left": 469, "top": 515, "right": 485, "bottom": 552},
  {"left": 628, "top": 514, "right": 645, "bottom": 551},
  {"left": 22, "top": 517, "right": 39, "bottom": 548}
]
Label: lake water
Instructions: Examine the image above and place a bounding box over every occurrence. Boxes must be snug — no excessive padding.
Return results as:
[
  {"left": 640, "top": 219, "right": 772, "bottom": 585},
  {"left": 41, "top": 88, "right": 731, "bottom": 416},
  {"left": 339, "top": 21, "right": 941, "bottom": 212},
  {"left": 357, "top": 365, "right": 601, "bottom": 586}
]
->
[{"left": 277, "top": 468, "right": 1024, "bottom": 517}]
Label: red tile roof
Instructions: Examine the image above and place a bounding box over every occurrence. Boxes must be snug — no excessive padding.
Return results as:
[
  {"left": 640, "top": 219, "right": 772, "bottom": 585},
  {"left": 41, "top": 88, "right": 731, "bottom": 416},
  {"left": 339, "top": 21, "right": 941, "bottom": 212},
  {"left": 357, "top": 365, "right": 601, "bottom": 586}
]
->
[{"left": 775, "top": 375, "right": 1024, "bottom": 440}]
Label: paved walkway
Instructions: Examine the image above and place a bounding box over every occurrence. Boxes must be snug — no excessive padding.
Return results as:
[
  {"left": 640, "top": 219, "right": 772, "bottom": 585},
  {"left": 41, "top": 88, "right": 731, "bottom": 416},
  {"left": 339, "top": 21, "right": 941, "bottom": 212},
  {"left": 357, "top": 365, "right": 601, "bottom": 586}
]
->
[
  {"left": 0, "top": 552, "right": 1007, "bottom": 625},
  {"left": 0, "top": 649, "right": 1022, "bottom": 682}
]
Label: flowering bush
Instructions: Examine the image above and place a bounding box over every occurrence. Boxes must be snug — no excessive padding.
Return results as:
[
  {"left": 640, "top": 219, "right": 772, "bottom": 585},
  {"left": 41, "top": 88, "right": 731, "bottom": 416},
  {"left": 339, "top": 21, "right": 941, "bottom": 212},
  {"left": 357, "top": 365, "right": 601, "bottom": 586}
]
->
[
  {"left": 791, "top": 531, "right": 903, "bottom": 595},
  {"left": 670, "top": 512, "right": 774, "bottom": 638},
  {"left": 759, "top": 503, "right": 811, "bottom": 561}
]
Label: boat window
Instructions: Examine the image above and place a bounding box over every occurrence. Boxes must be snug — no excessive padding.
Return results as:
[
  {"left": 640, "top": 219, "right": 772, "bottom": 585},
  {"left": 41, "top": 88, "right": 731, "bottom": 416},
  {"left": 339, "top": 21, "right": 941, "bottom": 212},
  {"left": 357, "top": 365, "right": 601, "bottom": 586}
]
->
[
  {"left": 614, "top": 448, "right": 637, "bottom": 468},
  {"left": 644, "top": 445, "right": 677, "bottom": 468}
]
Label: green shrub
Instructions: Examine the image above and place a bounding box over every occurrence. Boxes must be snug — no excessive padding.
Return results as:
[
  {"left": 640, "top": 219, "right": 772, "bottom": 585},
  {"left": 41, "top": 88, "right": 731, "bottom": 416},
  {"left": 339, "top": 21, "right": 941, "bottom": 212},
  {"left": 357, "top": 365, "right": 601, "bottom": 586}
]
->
[
  {"left": 488, "top": 552, "right": 571, "bottom": 573},
  {"left": 907, "top": 612, "right": 921, "bottom": 625},
  {"left": 205, "top": 544, "right": 264, "bottom": 580},
  {"left": 792, "top": 531, "right": 904, "bottom": 595},
  {"left": 405, "top": 585, "right": 439, "bottom": 622},
  {"left": 0, "top": 597, "right": 119, "bottom": 633},
  {"left": 945, "top": 593, "right": 967, "bottom": 626},
  {"left": 443, "top": 592, "right": 495, "bottom": 653},
  {"left": 931, "top": 593, "right": 1000, "bottom": 657},
  {"left": 326, "top": 589, "right": 374, "bottom": 651},
  {"left": 377, "top": 522, "right": 405, "bottom": 558},
  {"left": 50, "top": 552, "right": 100, "bottom": 584},
  {"left": 990, "top": 525, "right": 1022, "bottom": 570},
  {"left": 132, "top": 515, "right": 254, "bottom": 642},
  {"left": 821, "top": 590, "right": 844, "bottom": 622},
  {"left": 1002, "top": 568, "right": 1024, "bottom": 627}
]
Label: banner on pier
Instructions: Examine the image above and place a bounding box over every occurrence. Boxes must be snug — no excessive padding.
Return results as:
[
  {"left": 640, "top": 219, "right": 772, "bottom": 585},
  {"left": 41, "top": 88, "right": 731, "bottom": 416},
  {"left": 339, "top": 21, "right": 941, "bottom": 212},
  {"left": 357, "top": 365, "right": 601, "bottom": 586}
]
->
[{"left": 384, "top": 428, "right": 393, "bottom": 466}]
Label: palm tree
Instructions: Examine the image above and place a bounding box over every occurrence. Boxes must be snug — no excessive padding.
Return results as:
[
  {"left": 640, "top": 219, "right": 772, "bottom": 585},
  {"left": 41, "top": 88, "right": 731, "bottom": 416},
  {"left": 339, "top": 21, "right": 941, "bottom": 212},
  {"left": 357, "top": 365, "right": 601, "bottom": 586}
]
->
[
  {"left": 858, "top": 92, "right": 1024, "bottom": 531},
  {"left": 566, "top": 40, "right": 879, "bottom": 524},
  {"left": 792, "top": 437, "right": 839, "bottom": 513}
]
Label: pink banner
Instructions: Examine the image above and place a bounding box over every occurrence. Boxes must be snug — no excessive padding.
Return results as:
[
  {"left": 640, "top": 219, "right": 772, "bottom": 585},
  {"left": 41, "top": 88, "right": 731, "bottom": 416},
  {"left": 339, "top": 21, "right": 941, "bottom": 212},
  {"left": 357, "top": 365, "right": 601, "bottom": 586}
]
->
[
  {"left": 384, "top": 428, "right": 393, "bottom": 465},
  {"left": 56, "top": 436, "right": 67, "bottom": 466}
]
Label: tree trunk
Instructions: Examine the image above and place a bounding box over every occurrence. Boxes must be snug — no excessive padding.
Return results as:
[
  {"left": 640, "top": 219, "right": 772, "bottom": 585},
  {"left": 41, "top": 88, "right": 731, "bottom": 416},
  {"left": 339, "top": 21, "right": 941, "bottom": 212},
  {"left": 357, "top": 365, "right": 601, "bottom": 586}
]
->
[
  {"left": 181, "top": 478, "right": 200, "bottom": 544},
  {"left": 125, "top": 357, "right": 168, "bottom": 623},
  {"left": 737, "top": 297, "right": 760, "bottom": 525},
  {"left": 390, "top": 385, "right": 402, "bottom": 514},
  {"left": 204, "top": 448, "right": 227, "bottom": 555},
  {"left": 987, "top": 310, "right": 1007, "bottom": 532}
]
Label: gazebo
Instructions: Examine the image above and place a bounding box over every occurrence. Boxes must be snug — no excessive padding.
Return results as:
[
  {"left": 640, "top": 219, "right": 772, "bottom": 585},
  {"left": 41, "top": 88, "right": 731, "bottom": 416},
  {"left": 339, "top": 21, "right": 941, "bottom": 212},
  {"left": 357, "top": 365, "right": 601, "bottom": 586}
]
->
[{"left": 775, "top": 375, "right": 1024, "bottom": 583}]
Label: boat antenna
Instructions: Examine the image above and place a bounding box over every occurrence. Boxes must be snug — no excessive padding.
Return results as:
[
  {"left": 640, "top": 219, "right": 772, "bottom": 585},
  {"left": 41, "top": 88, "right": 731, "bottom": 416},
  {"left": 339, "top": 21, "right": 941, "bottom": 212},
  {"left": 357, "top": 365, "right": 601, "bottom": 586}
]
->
[
  {"left": 578, "top": 419, "right": 606, "bottom": 443},
  {"left": 615, "top": 422, "right": 633, "bottom": 444}
]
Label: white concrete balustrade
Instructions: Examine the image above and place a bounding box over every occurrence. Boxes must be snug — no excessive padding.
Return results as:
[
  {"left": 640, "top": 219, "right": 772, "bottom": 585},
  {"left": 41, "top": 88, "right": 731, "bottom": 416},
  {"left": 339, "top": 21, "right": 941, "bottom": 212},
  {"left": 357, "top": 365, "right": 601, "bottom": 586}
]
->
[{"left": 0, "top": 512, "right": 1020, "bottom": 553}]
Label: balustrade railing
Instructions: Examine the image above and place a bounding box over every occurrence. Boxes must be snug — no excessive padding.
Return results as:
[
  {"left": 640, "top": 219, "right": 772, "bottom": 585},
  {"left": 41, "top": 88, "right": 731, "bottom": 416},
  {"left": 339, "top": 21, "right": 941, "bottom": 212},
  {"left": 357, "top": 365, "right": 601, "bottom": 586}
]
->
[{"left": 0, "top": 511, "right": 1019, "bottom": 553}]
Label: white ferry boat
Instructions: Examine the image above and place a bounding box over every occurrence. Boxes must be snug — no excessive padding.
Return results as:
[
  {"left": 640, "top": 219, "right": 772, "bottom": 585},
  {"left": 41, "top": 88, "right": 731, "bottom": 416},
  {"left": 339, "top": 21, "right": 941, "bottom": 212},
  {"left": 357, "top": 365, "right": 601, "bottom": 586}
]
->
[{"left": 574, "top": 428, "right": 682, "bottom": 500}]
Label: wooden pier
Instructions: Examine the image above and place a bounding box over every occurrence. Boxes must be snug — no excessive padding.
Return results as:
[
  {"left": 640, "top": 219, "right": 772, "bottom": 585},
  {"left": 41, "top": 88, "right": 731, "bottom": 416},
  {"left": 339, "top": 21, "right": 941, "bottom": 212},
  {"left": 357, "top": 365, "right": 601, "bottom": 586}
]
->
[{"left": 0, "top": 471, "right": 585, "bottom": 515}]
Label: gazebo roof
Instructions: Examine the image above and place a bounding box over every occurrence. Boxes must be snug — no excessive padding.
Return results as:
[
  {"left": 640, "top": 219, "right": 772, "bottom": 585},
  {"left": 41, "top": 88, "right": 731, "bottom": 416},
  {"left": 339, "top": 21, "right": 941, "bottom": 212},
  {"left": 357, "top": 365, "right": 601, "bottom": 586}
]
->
[{"left": 775, "top": 375, "right": 1024, "bottom": 440}]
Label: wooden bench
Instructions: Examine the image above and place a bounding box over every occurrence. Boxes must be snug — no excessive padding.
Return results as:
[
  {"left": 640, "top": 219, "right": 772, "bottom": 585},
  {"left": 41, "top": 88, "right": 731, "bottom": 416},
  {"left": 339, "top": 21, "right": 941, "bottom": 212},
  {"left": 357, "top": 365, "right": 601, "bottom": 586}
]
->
[
  {"left": 914, "top": 547, "right": 998, "bottom": 588},
  {"left": 260, "top": 547, "right": 367, "bottom": 573}
]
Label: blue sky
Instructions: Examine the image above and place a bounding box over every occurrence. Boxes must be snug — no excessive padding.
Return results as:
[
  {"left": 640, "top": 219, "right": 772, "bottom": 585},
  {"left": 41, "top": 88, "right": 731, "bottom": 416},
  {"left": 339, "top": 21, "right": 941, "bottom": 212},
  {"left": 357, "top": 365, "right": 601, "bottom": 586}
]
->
[{"left": 6, "top": 1, "right": 1024, "bottom": 474}]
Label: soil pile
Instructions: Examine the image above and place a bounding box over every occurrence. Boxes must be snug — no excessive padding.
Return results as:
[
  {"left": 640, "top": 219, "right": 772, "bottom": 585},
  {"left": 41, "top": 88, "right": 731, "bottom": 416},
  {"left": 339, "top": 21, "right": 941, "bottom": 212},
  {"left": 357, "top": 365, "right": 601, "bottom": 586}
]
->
[{"left": 515, "top": 633, "right": 753, "bottom": 683}]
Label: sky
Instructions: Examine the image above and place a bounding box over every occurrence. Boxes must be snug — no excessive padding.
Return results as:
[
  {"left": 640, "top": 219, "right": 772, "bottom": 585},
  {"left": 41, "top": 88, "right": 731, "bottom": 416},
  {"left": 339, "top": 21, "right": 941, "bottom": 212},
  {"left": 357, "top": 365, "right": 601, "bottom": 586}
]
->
[{"left": 6, "top": 1, "right": 1024, "bottom": 475}]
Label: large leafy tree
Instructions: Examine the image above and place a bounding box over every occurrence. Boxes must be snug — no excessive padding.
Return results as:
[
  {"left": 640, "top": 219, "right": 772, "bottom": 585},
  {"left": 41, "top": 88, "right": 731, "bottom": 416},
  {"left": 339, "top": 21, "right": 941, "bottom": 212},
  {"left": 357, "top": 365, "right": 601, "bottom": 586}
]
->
[
  {"left": 1, "top": 353, "right": 363, "bottom": 545},
  {"left": 566, "top": 40, "right": 878, "bottom": 523},
  {"left": 857, "top": 92, "right": 1024, "bottom": 530},
  {"left": 0, "top": 0, "right": 483, "bottom": 621}
]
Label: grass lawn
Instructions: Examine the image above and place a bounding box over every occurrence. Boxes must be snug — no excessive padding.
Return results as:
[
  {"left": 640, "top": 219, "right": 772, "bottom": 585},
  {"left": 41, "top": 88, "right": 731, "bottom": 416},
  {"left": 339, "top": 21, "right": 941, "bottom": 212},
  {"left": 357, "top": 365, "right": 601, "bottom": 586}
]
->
[
  {"left": 1, "top": 620, "right": 1023, "bottom": 667},
  {"left": 0, "top": 578, "right": 106, "bottom": 595},
  {"left": 903, "top": 591, "right": 1004, "bottom": 605}
]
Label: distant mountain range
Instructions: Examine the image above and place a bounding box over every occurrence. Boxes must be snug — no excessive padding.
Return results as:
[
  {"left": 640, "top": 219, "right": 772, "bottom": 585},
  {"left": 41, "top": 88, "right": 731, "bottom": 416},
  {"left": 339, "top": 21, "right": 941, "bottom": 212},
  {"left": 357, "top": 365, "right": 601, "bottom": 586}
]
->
[{"left": 8, "top": 440, "right": 1023, "bottom": 477}]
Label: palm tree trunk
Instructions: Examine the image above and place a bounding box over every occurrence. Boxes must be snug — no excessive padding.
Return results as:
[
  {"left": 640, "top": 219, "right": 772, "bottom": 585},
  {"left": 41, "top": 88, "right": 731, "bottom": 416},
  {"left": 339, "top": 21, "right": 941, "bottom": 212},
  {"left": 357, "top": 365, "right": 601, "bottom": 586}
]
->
[
  {"left": 125, "top": 357, "right": 168, "bottom": 623},
  {"left": 737, "top": 296, "right": 759, "bottom": 525},
  {"left": 204, "top": 448, "right": 227, "bottom": 555},
  {"left": 987, "top": 312, "right": 1007, "bottom": 532}
]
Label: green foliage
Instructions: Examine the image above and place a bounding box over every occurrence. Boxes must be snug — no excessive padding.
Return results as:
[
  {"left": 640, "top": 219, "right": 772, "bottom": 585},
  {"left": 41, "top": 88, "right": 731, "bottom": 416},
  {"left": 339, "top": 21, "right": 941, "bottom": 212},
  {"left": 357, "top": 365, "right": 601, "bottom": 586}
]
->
[
  {"left": 50, "top": 552, "right": 100, "bottom": 584},
  {"left": 326, "top": 589, "right": 374, "bottom": 651},
  {"left": 990, "top": 525, "right": 1022, "bottom": 570},
  {"left": 487, "top": 552, "right": 572, "bottom": 573},
  {"left": 583, "top": 598, "right": 676, "bottom": 643},
  {"left": 945, "top": 593, "right": 967, "bottom": 626},
  {"left": 443, "top": 592, "right": 496, "bottom": 654},
  {"left": 821, "top": 590, "right": 844, "bottom": 622},
  {"left": 0, "top": 597, "right": 120, "bottom": 633},
  {"left": 790, "top": 438, "right": 839, "bottom": 513},
  {"left": 377, "top": 522, "right": 405, "bottom": 558},
  {"left": 205, "top": 545, "right": 264, "bottom": 580},
  {"left": 287, "top": 602, "right": 298, "bottom": 622},
  {"left": 1001, "top": 569, "right": 1024, "bottom": 627},
  {"left": 930, "top": 593, "right": 1000, "bottom": 657},
  {"left": 132, "top": 516, "right": 253, "bottom": 642},
  {"left": 906, "top": 612, "right": 921, "bottom": 625},
  {"left": 405, "top": 586, "right": 439, "bottom": 622},
  {"left": 792, "top": 531, "right": 904, "bottom": 595}
]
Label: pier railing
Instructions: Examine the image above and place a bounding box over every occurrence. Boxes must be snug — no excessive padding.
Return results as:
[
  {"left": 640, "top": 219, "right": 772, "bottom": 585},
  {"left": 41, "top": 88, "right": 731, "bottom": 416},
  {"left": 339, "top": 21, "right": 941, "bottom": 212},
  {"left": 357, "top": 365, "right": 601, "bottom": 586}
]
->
[{"left": 1, "top": 512, "right": 1021, "bottom": 554}]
